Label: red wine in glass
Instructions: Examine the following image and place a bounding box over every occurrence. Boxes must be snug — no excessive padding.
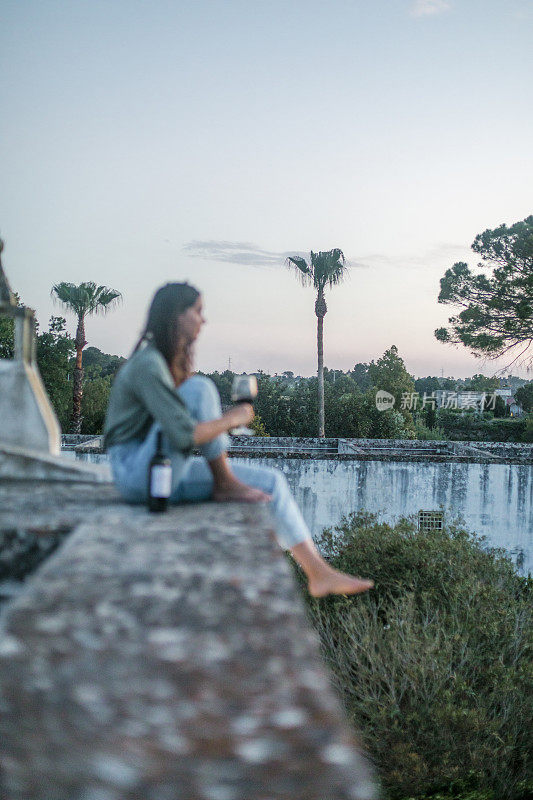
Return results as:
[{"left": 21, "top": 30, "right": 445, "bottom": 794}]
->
[
  {"left": 230, "top": 375, "right": 258, "bottom": 435},
  {"left": 231, "top": 375, "right": 258, "bottom": 405}
]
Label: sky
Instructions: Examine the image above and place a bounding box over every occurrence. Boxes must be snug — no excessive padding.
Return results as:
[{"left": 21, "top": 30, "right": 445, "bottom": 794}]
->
[{"left": 1, "top": 0, "right": 532, "bottom": 379}]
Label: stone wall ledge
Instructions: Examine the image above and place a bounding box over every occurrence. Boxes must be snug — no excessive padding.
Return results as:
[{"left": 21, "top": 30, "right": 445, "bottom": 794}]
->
[
  {"left": 65, "top": 436, "right": 532, "bottom": 465},
  {"left": 1, "top": 442, "right": 112, "bottom": 482},
  {"left": 228, "top": 450, "right": 528, "bottom": 464},
  {"left": 0, "top": 482, "right": 376, "bottom": 800},
  {"left": 61, "top": 434, "right": 101, "bottom": 451}
]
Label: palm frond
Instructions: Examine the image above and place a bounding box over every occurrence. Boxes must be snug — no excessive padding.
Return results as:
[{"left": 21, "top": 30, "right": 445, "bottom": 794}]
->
[
  {"left": 51, "top": 282, "right": 89, "bottom": 316},
  {"left": 52, "top": 281, "right": 122, "bottom": 318},
  {"left": 89, "top": 286, "right": 123, "bottom": 315},
  {"left": 311, "top": 248, "right": 347, "bottom": 289},
  {"left": 285, "top": 255, "right": 314, "bottom": 287}
]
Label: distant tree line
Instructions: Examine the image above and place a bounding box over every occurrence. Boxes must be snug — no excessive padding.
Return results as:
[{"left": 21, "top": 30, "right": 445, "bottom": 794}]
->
[
  {"left": 1, "top": 215, "right": 530, "bottom": 443},
  {"left": 1, "top": 309, "right": 531, "bottom": 441}
]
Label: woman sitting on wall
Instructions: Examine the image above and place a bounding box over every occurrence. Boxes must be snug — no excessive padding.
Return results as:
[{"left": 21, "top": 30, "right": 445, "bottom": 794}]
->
[{"left": 103, "top": 282, "right": 373, "bottom": 598}]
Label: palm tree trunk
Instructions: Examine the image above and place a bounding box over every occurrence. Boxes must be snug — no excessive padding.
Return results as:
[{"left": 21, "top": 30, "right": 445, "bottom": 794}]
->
[
  {"left": 70, "top": 314, "right": 87, "bottom": 434},
  {"left": 316, "top": 289, "right": 326, "bottom": 438}
]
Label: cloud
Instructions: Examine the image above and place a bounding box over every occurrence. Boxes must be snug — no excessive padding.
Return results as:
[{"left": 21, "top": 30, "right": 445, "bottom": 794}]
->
[
  {"left": 183, "top": 240, "right": 294, "bottom": 268},
  {"left": 400, "top": 242, "right": 470, "bottom": 268},
  {"left": 183, "top": 241, "right": 369, "bottom": 270},
  {"left": 351, "top": 242, "right": 470, "bottom": 272},
  {"left": 410, "top": 0, "right": 451, "bottom": 17}
]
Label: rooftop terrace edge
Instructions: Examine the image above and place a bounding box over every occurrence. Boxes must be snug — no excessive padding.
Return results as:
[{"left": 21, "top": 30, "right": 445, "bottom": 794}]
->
[{"left": 64, "top": 435, "right": 533, "bottom": 466}]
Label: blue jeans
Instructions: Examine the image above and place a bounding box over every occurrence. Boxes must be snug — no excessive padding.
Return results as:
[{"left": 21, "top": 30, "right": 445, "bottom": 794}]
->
[{"left": 108, "top": 375, "right": 310, "bottom": 550}]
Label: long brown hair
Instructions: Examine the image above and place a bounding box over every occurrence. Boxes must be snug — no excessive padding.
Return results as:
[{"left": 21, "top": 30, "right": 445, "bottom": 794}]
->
[{"left": 133, "top": 282, "right": 200, "bottom": 383}]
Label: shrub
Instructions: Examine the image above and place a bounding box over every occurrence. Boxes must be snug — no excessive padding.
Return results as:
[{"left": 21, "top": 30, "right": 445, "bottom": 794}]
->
[
  {"left": 250, "top": 412, "right": 269, "bottom": 437},
  {"left": 80, "top": 374, "right": 112, "bottom": 434},
  {"left": 413, "top": 418, "right": 446, "bottom": 441},
  {"left": 521, "top": 416, "right": 533, "bottom": 443},
  {"left": 437, "top": 410, "right": 528, "bottom": 442},
  {"left": 303, "top": 514, "right": 532, "bottom": 800}
]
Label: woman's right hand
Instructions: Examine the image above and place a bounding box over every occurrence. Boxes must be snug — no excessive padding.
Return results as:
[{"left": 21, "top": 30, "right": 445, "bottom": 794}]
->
[
  {"left": 193, "top": 404, "right": 254, "bottom": 446},
  {"left": 224, "top": 403, "right": 254, "bottom": 430}
]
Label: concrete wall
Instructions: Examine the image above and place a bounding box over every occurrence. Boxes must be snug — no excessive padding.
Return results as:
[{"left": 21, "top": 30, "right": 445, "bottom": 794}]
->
[
  {"left": 0, "top": 361, "right": 60, "bottom": 454},
  {"left": 65, "top": 436, "right": 532, "bottom": 574},
  {"left": 234, "top": 456, "right": 533, "bottom": 574}
]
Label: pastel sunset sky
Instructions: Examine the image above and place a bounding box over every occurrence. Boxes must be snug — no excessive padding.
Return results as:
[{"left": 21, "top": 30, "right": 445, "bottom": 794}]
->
[{"left": 1, "top": 0, "right": 532, "bottom": 377}]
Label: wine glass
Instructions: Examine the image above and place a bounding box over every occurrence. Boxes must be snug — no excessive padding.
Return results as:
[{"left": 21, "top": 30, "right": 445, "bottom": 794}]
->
[
  {"left": 231, "top": 374, "right": 258, "bottom": 404},
  {"left": 230, "top": 374, "right": 258, "bottom": 436}
]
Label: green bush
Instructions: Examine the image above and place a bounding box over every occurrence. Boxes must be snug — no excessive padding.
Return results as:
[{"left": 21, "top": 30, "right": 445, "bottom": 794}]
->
[
  {"left": 250, "top": 412, "right": 269, "bottom": 437},
  {"left": 303, "top": 514, "right": 532, "bottom": 800},
  {"left": 80, "top": 373, "right": 112, "bottom": 434},
  {"left": 437, "top": 410, "right": 528, "bottom": 442},
  {"left": 521, "top": 416, "right": 533, "bottom": 443},
  {"left": 413, "top": 417, "right": 446, "bottom": 441}
]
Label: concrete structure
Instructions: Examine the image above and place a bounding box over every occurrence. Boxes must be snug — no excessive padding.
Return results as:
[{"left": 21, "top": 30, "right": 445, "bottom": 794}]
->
[
  {"left": 0, "top": 441, "right": 111, "bottom": 482},
  {"left": 66, "top": 436, "right": 533, "bottom": 574},
  {"left": 508, "top": 398, "right": 524, "bottom": 417},
  {"left": 0, "top": 239, "right": 61, "bottom": 456},
  {"left": 0, "top": 479, "right": 376, "bottom": 800},
  {"left": 229, "top": 438, "right": 533, "bottom": 575},
  {"left": 0, "top": 242, "right": 109, "bottom": 483}
]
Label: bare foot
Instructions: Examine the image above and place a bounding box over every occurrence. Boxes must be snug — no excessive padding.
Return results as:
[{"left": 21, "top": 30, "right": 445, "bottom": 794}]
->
[
  {"left": 308, "top": 566, "right": 374, "bottom": 598},
  {"left": 213, "top": 480, "right": 271, "bottom": 503}
]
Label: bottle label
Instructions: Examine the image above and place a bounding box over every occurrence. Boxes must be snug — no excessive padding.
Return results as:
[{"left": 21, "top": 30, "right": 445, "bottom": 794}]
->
[{"left": 150, "top": 465, "right": 172, "bottom": 498}]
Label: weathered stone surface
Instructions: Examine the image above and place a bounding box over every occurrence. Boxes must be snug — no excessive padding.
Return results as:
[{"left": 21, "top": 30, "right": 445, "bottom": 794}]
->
[
  {"left": 60, "top": 437, "right": 533, "bottom": 572},
  {"left": 0, "top": 443, "right": 112, "bottom": 482},
  {"left": 0, "top": 525, "right": 72, "bottom": 585},
  {"left": 240, "top": 456, "right": 533, "bottom": 575},
  {"left": 62, "top": 435, "right": 102, "bottom": 451},
  {"left": 0, "top": 483, "right": 377, "bottom": 799},
  {"left": 67, "top": 435, "right": 533, "bottom": 465},
  {"left": 0, "top": 480, "right": 121, "bottom": 529},
  {"left": 0, "top": 243, "right": 61, "bottom": 456},
  {"left": 0, "top": 360, "right": 61, "bottom": 454}
]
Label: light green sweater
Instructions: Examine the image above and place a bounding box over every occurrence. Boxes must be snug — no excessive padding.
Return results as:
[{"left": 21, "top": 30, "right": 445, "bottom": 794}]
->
[{"left": 103, "top": 343, "right": 196, "bottom": 452}]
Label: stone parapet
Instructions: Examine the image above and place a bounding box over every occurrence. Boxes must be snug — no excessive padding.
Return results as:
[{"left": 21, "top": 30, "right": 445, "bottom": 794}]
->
[
  {"left": 61, "top": 434, "right": 101, "bottom": 451},
  {"left": 0, "top": 480, "right": 376, "bottom": 800},
  {"left": 0, "top": 442, "right": 112, "bottom": 481},
  {"left": 64, "top": 435, "right": 532, "bottom": 466},
  {"left": 0, "top": 242, "right": 61, "bottom": 456}
]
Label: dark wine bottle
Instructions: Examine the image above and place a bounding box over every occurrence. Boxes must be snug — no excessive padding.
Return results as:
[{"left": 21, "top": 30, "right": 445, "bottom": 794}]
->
[{"left": 148, "top": 431, "right": 172, "bottom": 512}]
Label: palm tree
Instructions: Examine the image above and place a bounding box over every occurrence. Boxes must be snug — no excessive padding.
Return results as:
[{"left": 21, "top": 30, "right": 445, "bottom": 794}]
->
[
  {"left": 51, "top": 282, "right": 122, "bottom": 433},
  {"left": 285, "top": 249, "right": 348, "bottom": 437}
]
